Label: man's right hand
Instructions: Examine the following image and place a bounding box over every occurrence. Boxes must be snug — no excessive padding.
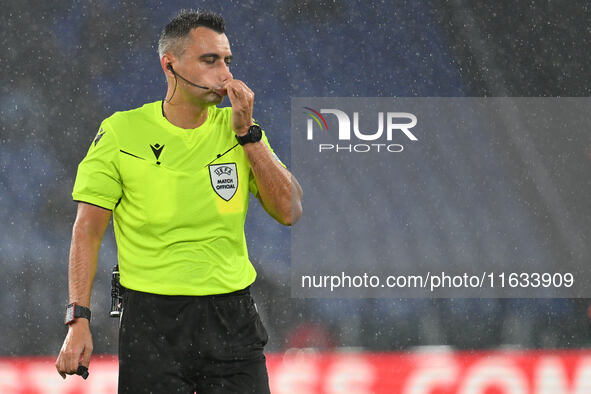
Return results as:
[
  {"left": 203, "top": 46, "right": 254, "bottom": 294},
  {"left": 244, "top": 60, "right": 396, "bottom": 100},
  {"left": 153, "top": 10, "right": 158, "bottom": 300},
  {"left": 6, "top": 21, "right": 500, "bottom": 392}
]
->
[{"left": 55, "top": 319, "right": 93, "bottom": 379}]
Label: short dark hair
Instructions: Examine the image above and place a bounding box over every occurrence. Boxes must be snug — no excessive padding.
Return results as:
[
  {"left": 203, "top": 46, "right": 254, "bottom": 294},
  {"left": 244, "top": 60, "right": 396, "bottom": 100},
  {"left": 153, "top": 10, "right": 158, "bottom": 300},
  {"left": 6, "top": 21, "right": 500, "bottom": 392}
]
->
[{"left": 158, "top": 10, "right": 225, "bottom": 58}]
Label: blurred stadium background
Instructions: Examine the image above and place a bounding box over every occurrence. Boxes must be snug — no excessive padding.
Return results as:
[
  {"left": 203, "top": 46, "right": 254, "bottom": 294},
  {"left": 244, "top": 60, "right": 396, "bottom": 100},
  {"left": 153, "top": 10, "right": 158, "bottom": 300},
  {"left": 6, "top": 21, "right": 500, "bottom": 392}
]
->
[{"left": 1, "top": 0, "right": 591, "bottom": 392}]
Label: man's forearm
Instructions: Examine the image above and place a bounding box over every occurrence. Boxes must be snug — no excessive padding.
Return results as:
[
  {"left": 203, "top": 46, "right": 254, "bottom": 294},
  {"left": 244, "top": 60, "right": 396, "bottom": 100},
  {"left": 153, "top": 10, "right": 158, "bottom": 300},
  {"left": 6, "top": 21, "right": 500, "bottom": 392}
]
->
[
  {"left": 243, "top": 141, "right": 303, "bottom": 225},
  {"left": 67, "top": 203, "right": 112, "bottom": 308},
  {"left": 68, "top": 221, "right": 103, "bottom": 307}
]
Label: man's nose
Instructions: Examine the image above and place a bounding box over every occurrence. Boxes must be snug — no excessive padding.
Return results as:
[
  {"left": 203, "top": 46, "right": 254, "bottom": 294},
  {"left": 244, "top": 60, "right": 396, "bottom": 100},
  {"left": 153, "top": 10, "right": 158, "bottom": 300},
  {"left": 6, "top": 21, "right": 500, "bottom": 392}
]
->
[
  {"left": 220, "top": 63, "right": 232, "bottom": 83},
  {"left": 222, "top": 69, "right": 233, "bottom": 83}
]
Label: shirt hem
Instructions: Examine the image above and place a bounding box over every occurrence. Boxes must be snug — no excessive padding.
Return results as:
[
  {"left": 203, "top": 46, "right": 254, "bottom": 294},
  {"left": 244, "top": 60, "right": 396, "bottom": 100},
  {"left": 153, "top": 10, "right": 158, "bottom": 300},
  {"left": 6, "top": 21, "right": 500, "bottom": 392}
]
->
[
  {"left": 120, "top": 277, "right": 257, "bottom": 296},
  {"left": 72, "top": 193, "right": 116, "bottom": 211}
]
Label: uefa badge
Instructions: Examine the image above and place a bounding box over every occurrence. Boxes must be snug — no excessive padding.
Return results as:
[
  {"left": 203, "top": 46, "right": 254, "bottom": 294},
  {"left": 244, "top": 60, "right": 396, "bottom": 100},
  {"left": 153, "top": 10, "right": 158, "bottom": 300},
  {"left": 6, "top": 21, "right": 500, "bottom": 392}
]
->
[{"left": 209, "top": 163, "right": 238, "bottom": 201}]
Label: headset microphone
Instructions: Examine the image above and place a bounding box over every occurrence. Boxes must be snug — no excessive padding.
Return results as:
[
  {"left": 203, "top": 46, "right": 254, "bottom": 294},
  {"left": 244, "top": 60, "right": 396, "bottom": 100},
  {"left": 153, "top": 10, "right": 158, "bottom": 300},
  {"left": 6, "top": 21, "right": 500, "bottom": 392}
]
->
[{"left": 167, "top": 63, "right": 210, "bottom": 90}]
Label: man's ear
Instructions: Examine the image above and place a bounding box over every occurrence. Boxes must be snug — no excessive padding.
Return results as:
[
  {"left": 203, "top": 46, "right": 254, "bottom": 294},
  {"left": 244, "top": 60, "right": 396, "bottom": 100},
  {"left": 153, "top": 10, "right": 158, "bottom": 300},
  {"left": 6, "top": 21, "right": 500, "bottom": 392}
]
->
[{"left": 160, "top": 55, "right": 175, "bottom": 77}]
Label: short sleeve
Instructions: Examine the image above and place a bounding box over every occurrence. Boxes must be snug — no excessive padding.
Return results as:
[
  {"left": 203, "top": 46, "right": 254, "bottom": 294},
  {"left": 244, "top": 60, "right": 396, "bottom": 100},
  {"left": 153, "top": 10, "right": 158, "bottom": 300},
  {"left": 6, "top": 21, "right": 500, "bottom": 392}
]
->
[
  {"left": 72, "top": 121, "right": 122, "bottom": 210},
  {"left": 248, "top": 127, "right": 286, "bottom": 197}
]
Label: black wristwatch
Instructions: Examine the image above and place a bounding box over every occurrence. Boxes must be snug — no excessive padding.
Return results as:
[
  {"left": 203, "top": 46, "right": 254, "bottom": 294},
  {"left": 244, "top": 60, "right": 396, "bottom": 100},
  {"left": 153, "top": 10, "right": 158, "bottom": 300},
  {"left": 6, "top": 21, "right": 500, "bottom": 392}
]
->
[
  {"left": 236, "top": 124, "right": 262, "bottom": 145},
  {"left": 64, "top": 302, "right": 91, "bottom": 325}
]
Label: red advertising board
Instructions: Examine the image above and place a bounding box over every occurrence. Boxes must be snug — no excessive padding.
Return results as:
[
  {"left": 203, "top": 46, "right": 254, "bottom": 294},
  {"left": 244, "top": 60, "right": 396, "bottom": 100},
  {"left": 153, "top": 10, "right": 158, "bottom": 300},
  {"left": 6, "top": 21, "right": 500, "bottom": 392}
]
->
[{"left": 2, "top": 349, "right": 591, "bottom": 393}]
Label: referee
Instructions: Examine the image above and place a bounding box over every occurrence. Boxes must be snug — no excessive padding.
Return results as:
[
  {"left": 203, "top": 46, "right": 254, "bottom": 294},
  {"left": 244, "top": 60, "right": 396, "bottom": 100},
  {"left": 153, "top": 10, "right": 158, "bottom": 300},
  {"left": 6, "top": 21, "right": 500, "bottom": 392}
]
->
[{"left": 55, "top": 10, "right": 303, "bottom": 393}]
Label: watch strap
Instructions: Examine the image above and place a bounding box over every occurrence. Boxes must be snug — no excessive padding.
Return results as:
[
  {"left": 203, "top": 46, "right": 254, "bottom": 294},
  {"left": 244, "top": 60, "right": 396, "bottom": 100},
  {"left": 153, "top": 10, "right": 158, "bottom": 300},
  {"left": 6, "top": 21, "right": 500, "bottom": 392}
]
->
[{"left": 235, "top": 133, "right": 250, "bottom": 145}]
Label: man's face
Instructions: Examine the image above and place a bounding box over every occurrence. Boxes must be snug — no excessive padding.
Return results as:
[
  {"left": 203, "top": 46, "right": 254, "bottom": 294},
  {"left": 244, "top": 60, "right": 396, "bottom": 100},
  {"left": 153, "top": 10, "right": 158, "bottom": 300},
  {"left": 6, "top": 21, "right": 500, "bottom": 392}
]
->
[{"left": 173, "top": 27, "right": 233, "bottom": 105}]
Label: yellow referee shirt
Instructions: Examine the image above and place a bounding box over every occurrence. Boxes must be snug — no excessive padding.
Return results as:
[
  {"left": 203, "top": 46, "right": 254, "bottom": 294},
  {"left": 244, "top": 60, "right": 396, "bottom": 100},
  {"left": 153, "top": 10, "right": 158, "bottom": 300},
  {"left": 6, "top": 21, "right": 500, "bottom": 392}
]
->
[{"left": 72, "top": 101, "right": 281, "bottom": 295}]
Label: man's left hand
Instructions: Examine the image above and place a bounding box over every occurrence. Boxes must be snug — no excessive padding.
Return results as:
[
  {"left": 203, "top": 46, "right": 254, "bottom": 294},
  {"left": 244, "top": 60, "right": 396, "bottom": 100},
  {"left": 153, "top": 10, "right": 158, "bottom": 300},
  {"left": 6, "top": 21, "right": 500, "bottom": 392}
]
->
[{"left": 225, "top": 79, "right": 254, "bottom": 136}]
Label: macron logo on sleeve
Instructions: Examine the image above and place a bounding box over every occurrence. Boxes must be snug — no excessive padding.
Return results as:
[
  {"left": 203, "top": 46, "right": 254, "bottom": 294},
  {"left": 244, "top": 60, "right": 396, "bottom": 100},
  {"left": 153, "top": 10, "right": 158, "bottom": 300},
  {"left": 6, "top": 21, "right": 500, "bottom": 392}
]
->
[{"left": 93, "top": 128, "right": 105, "bottom": 146}]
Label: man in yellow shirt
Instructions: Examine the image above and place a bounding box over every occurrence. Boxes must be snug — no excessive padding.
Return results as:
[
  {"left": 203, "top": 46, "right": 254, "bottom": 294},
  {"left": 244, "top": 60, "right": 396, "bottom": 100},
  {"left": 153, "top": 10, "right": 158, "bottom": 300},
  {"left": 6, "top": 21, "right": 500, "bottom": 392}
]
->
[{"left": 56, "top": 10, "right": 302, "bottom": 393}]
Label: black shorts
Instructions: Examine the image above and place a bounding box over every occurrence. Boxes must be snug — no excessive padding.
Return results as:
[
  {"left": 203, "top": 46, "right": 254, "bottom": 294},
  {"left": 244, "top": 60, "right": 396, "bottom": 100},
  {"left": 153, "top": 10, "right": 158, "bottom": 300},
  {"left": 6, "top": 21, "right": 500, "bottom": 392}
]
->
[{"left": 118, "top": 286, "right": 270, "bottom": 393}]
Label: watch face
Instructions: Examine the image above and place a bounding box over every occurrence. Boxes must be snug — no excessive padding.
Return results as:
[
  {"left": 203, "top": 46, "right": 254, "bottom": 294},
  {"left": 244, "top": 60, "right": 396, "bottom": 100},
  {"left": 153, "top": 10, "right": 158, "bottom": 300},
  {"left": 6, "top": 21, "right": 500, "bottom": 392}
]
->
[
  {"left": 250, "top": 125, "right": 262, "bottom": 141},
  {"left": 65, "top": 305, "right": 74, "bottom": 324}
]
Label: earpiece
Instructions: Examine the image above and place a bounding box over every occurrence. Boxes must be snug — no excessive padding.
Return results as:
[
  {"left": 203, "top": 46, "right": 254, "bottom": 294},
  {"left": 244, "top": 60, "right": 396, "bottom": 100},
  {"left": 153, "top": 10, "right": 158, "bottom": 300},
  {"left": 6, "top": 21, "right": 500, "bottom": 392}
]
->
[{"left": 167, "top": 63, "right": 174, "bottom": 72}]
